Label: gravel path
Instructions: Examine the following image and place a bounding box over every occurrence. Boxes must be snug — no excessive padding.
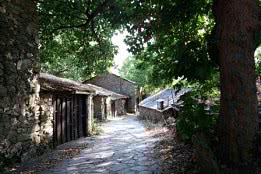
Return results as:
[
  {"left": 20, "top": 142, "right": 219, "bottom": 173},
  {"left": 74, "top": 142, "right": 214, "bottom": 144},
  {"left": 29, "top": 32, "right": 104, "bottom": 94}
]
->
[{"left": 39, "top": 115, "right": 160, "bottom": 174}]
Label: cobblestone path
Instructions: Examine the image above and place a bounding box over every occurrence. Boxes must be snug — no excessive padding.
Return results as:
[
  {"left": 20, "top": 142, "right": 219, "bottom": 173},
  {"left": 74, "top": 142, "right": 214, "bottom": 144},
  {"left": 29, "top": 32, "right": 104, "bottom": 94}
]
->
[{"left": 42, "top": 115, "right": 160, "bottom": 174}]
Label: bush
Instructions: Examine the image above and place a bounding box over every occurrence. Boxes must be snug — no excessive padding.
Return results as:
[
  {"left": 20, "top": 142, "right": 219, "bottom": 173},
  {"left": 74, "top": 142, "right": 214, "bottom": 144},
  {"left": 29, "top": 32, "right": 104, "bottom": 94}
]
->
[
  {"left": 91, "top": 119, "right": 103, "bottom": 135},
  {"left": 176, "top": 89, "right": 219, "bottom": 143}
]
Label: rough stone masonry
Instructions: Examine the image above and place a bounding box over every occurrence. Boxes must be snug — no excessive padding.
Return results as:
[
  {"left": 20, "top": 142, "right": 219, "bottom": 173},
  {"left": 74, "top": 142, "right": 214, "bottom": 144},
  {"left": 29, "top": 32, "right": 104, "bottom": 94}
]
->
[{"left": 0, "top": 0, "right": 41, "bottom": 164}]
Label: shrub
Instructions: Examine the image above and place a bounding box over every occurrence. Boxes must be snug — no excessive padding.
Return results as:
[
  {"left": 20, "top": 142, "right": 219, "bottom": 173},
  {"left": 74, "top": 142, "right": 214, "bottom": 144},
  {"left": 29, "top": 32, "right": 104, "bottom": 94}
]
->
[
  {"left": 176, "top": 89, "right": 219, "bottom": 142},
  {"left": 91, "top": 119, "right": 103, "bottom": 135}
]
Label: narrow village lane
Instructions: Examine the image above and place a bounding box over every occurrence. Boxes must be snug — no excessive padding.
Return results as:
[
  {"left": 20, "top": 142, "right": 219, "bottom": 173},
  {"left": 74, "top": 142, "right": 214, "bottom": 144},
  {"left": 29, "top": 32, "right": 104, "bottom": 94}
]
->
[{"left": 42, "top": 115, "right": 160, "bottom": 174}]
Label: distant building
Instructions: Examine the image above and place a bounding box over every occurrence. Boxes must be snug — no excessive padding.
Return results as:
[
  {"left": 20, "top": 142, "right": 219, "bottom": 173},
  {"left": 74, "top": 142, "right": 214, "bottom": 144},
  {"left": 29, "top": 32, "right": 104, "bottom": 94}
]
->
[
  {"left": 84, "top": 73, "right": 138, "bottom": 113},
  {"left": 139, "top": 88, "right": 191, "bottom": 123},
  {"left": 86, "top": 83, "right": 129, "bottom": 120}
]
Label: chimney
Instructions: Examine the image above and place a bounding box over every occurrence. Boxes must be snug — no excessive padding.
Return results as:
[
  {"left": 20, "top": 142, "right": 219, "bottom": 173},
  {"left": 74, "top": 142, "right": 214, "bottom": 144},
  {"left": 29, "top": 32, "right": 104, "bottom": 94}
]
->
[{"left": 157, "top": 99, "right": 164, "bottom": 110}]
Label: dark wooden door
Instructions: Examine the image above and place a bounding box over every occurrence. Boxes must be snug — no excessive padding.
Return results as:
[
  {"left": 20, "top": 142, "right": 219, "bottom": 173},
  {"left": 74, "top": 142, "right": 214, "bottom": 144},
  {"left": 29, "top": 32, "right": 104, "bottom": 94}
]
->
[
  {"left": 104, "top": 99, "right": 107, "bottom": 120},
  {"left": 111, "top": 100, "right": 116, "bottom": 117},
  {"left": 53, "top": 94, "right": 87, "bottom": 146}
]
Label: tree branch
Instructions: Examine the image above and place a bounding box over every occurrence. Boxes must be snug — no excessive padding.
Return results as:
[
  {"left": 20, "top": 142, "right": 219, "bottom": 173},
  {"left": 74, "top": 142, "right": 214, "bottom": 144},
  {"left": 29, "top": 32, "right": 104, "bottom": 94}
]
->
[
  {"left": 50, "top": 23, "right": 87, "bottom": 34},
  {"left": 54, "top": 68, "right": 70, "bottom": 76},
  {"left": 91, "top": 20, "right": 102, "bottom": 47},
  {"left": 49, "top": 0, "right": 114, "bottom": 39}
]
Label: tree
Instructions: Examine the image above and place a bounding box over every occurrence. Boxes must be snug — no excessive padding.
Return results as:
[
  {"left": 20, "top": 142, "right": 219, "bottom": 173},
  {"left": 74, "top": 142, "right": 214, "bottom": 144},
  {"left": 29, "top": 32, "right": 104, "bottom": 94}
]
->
[
  {"left": 124, "top": 0, "right": 218, "bottom": 85},
  {"left": 119, "top": 55, "right": 153, "bottom": 89},
  {"left": 121, "top": 0, "right": 261, "bottom": 163},
  {"left": 38, "top": 0, "right": 124, "bottom": 80},
  {"left": 213, "top": 0, "right": 260, "bottom": 162}
]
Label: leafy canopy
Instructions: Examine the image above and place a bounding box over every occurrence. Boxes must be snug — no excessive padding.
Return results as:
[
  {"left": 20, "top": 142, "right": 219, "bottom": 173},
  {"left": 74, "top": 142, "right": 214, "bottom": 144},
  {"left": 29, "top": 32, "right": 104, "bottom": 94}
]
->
[
  {"left": 121, "top": 0, "right": 217, "bottom": 87},
  {"left": 38, "top": 0, "right": 125, "bottom": 80}
]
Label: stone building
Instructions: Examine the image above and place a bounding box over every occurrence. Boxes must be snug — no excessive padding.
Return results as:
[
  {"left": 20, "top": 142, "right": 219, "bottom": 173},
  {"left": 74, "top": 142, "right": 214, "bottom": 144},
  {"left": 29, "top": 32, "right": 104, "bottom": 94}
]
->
[
  {"left": 37, "top": 73, "right": 129, "bottom": 149},
  {"left": 39, "top": 73, "right": 96, "bottom": 147},
  {"left": 86, "top": 84, "right": 128, "bottom": 121},
  {"left": 139, "top": 88, "right": 190, "bottom": 123},
  {"left": 84, "top": 73, "right": 137, "bottom": 113}
]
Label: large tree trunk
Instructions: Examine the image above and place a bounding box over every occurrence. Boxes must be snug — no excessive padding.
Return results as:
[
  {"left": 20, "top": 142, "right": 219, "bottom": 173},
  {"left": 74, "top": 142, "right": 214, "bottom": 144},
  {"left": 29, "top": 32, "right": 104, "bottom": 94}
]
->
[
  {"left": 213, "top": 0, "right": 259, "bottom": 162},
  {"left": 0, "top": 0, "right": 40, "bottom": 163}
]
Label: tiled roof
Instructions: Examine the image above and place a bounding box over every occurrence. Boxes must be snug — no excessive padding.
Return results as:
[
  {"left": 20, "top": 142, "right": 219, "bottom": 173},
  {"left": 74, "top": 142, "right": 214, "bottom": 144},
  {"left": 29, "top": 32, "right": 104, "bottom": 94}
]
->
[
  {"left": 39, "top": 73, "right": 95, "bottom": 93},
  {"left": 84, "top": 73, "right": 136, "bottom": 85},
  {"left": 86, "top": 83, "right": 129, "bottom": 100},
  {"left": 40, "top": 73, "right": 128, "bottom": 100},
  {"left": 139, "top": 88, "right": 191, "bottom": 110}
]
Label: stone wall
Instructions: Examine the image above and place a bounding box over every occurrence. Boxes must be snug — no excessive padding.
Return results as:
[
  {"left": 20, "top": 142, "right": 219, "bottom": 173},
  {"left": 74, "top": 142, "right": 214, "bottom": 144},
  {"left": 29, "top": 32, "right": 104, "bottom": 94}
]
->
[
  {"left": 93, "top": 96, "right": 107, "bottom": 121},
  {"left": 38, "top": 94, "right": 54, "bottom": 145},
  {"left": 106, "top": 97, "right": 112, "bottom": 118},
  {"left": 87, "top": 95, "right": 94, "bottom": 136},
  {"left": 0, "top": 0, "right": 40, "bottom": 166},
  {"left": 138, "top": 106, "right": 175, "bottom": 123},
  {"left": 115, "top": 99, "right": 127, "bottom": 116},
  {"left": 93, "top": 96, "right": 102, "bottom": 119},
  {"left": 86, "top": 74, "right": 137, "bottom": 113}
]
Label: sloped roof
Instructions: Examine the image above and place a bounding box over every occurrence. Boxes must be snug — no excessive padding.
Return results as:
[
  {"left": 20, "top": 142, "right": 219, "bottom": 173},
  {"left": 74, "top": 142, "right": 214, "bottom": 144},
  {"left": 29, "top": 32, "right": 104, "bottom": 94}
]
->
[
  {"left": 84, "top": 73, "right": 136, "bottom": 85},
  {"left": 86, "top": 83, "right": 129, "bottom": 100},
  {"left": 39, "top": 73, "right": 95, "bottom": 93},
  {"left": 139, "top": 88, "right": 191, "bottom": 110},
  {"left": 108, "top": 73, "right": 136, "bottom": 85},
  {"left": 40, "top": 73, "right": 128, "bottom": 100}
]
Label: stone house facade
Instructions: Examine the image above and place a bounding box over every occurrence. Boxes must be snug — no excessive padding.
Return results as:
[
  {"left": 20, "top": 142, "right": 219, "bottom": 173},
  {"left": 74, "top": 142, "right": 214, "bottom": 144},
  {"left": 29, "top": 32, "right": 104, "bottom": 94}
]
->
[
  {"left": 93, "top": 95, "right": 107, "bottom": 121},
  {"left": 114, "top": 99, "right": 127, "bottom": 115},
  {"left": 39, "top": 73, "right": 95, "bottom": 146},
  {"left": 84, "top": 73, "right": 137, "bottom": 113},
  {"left": 87, "top": 83, "right": 129, "bottom": 120},
  {"left": 139, "top": 106, "right": 175, "bottom": 123}
]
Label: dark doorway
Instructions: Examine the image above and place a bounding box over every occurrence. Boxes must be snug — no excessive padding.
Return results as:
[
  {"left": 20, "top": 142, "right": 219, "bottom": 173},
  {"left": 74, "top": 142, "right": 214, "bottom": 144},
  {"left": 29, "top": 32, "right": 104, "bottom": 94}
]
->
[{"left": 111, "top": 100, "right": 116, "bottom": 117}]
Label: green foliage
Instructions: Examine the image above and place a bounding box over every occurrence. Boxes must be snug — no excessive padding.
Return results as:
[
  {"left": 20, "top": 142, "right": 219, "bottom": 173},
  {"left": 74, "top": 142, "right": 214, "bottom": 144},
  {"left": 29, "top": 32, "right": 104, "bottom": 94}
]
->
[
  {"left": 40, "top": 31, "right": 115, "bottom": 80},
  {"left": 176, "top": 88, "right": 219, "bottom": 142},
  {"left": 119, "top": 56, "right": 153, "bottom": 88},
  {"left": 38, "top": 0, "right": 123, "bottom": 80},
  {"left": 255, "top": 47, "right": 261, "bottom": 76},
  {"left": 91, "top": 119, "right": 103, "bottom": 135},
  {"left": 123, "top": 0, "right": 216, "bottom": 85},
  {"left": 174, "top": 72, "right": 220, "bottom": 142},
  {"left": 38, "top": 0, "right": 218, "bottom": 83}
]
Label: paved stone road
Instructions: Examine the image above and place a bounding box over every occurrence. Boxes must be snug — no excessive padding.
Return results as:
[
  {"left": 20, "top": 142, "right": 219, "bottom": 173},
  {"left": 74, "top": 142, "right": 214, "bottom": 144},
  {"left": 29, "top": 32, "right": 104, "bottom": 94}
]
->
[{"left": 42, "top": 115, "right": 160, "bottom": 174}]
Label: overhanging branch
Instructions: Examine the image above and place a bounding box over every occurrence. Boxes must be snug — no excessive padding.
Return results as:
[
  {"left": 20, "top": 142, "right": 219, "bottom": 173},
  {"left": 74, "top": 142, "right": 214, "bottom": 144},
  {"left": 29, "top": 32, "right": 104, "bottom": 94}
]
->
[{"left": 51, "top": 23, "right": 87, "bottom": 34}]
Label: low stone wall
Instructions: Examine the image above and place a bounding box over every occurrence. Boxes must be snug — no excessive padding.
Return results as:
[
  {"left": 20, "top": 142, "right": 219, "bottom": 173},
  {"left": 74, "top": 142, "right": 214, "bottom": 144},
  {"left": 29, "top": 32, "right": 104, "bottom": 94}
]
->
[{"left": 138, "top": 106, "right": 175, "bottom": 123}]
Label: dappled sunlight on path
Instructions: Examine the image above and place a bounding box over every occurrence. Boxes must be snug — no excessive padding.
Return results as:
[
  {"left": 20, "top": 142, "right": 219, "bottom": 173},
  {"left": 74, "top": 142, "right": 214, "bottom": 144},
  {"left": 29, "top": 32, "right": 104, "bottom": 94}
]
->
[{"left": 42, "top": 115, "right": 160, "bottom": 174}]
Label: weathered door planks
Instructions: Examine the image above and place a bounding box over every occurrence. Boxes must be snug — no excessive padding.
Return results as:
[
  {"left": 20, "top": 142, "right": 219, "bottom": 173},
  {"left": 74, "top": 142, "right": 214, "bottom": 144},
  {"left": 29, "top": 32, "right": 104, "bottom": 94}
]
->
[
  {"left": 57, "top": 97, "right": 62, "bottom": 145},
  {"left": 53, "top": 95, "right": 87, "bottom": 146},
  {"left": 66, "top": 97, "right": 71, "bottom": 142}
]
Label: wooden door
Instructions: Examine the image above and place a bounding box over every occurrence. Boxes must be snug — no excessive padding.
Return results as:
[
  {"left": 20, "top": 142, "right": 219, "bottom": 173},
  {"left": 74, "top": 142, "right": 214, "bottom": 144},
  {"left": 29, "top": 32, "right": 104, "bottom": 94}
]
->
[
  {"left": 111, "top": 100, "right": 116, "bottom": 117},
  {"left": 53, "top": 94, "right": 87, "bottom": 146}
]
